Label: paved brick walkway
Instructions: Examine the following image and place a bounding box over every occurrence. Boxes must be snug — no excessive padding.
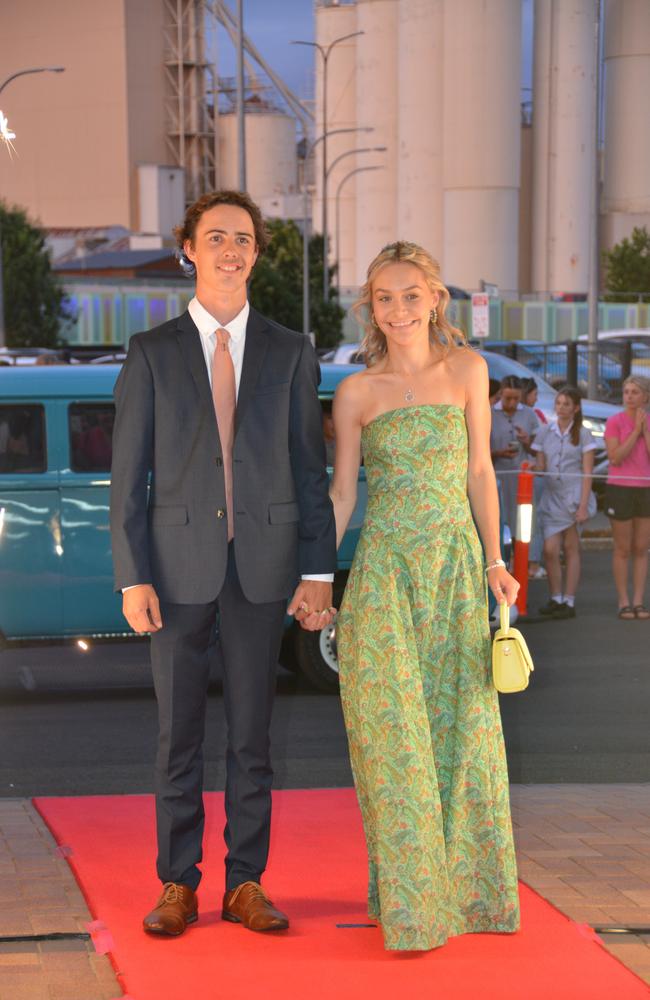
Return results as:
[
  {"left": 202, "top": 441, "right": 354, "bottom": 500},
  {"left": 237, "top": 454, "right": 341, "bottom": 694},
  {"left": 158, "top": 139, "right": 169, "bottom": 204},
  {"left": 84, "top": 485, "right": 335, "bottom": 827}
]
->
[
  {"left": 1, "top": 786, "right": 649, "bottom": 998},
  {"left": 511, "top": 785, "right": 650, "bottom": 986},
  {"left": 0, "top": 799, "right": 118, "bottom": 1000}
]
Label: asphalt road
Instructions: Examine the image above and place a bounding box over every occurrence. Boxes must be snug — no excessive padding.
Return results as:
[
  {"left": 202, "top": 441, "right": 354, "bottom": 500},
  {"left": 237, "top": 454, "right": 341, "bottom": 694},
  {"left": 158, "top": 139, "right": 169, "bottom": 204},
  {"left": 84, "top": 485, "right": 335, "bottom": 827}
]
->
[{"left": 0, "top": 549, "right": 647, "bottom": 797}]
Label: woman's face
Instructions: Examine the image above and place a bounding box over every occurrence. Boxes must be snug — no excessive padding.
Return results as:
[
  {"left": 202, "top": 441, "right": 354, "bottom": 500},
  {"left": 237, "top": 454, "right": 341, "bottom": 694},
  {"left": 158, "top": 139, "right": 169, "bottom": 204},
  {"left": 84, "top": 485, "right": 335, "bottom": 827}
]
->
[
  {"left": 371, "top": 262, "right": 438, "bottom": 348},
  {"left": 500, "top": 388, "right": 521, "bottom": 415},
  {"left": 555, "top": 393, "right": 578, "bottom": 422},
  {"left": 623, "top": 381, "right": 648, "bottom": 410},
  {"left": 525, "top": 387, "right": 538, "bottom": 407}
]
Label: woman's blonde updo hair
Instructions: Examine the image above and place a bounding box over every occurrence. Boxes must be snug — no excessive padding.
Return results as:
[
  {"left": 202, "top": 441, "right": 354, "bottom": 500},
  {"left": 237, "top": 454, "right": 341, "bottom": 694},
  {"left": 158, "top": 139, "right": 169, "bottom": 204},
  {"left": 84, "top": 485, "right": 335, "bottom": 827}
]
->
[{"left": 352, "top": 240, "right": 467, "bottom": 367}]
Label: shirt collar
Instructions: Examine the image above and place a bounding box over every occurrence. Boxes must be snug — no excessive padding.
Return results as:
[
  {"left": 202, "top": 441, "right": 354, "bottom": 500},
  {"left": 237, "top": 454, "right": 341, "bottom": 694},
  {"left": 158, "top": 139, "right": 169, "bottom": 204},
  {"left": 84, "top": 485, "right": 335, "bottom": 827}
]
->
[
  {"left": 549, "top": 418, "right": 574, "bottom": 438},
  {"left": 188, "top": 296, "right": 250, "bottom": 343},
  {"left": 493, "top": 401, "right": 523, "bottom": 412}
]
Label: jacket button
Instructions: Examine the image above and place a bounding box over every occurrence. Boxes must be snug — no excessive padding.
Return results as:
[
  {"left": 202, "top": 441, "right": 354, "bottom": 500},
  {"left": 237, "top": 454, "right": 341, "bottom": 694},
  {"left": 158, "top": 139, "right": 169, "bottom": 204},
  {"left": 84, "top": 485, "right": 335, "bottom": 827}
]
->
[
  {"left": 215, "top": 457, "right": 223, "bottom": 466},
  {"left": 216, "top": 508, "right": 225, "bottom": 518}
]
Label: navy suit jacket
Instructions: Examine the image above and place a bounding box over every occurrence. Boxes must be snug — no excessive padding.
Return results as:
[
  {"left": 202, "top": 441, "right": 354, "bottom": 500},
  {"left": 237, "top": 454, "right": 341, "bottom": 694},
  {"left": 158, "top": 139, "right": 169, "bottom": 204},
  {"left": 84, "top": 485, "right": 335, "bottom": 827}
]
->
[{"left": 110, "top": 307, "right": 337, "bottom": 604}]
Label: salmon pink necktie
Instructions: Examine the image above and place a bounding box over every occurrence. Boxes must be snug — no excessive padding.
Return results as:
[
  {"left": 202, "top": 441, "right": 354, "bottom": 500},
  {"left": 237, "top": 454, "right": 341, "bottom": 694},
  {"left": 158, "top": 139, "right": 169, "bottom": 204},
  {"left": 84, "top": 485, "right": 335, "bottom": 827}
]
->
[{"left": 212, "top": 328, "right": 236, "bottom": 540}]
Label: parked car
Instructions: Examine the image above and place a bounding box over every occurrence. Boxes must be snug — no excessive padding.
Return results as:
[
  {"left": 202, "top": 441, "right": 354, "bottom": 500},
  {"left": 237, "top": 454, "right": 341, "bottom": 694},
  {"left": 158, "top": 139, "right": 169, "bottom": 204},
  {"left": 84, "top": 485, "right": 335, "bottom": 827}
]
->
[
  {"left": 0, "top": 347, "right": 66, "bottom": 366},
  {"left": 328, "top": 344, "right": 616, "bottom": 475},
  {"left": 0, "top": 358, "right": 519, "bottom": 693},
  {"left": 0, "top": 362, "right": 366, "bottom": 693},
  {"left": 478, "top": 351, "right": 616, "bottom": 479}
]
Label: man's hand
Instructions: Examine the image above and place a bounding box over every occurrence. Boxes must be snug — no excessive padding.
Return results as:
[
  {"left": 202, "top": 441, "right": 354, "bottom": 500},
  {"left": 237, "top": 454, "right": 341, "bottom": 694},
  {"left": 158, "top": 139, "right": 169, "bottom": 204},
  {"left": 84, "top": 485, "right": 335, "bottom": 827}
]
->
[
  {"left": 122, "top": 584, "right": 163, "bottom": 634},
  {"left": 288, "top": 580, "right": 335, "bottom": 632}
]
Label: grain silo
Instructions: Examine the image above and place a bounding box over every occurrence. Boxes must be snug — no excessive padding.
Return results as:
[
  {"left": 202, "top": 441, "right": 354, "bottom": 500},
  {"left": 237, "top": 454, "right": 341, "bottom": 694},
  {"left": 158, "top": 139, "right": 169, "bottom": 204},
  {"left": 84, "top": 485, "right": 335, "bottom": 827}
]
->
[
  {"left": 602, "top": 0, "right": 650, "bottom": 250},
  {"left": 442, "top": 0, "right": 521, "bottom": 296},
  {"left": 531, "top": 0, "right": 597, "bottom": 296},
  {"left": 218, "top": 104, "right": 298, "bottom": 206},
  {"left": 396, "top": 0, "right": 444, "bottom": 262},
  {"left": 354, "top": 0, "right": 399, "bottom": 284}
]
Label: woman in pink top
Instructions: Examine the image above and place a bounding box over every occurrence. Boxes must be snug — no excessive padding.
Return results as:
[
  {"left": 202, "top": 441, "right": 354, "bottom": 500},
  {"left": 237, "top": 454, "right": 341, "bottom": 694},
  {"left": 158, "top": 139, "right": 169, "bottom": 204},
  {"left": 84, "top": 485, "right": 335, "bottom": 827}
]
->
[{"left": 604, "top": 376, "right": 650, "bottom": 619}]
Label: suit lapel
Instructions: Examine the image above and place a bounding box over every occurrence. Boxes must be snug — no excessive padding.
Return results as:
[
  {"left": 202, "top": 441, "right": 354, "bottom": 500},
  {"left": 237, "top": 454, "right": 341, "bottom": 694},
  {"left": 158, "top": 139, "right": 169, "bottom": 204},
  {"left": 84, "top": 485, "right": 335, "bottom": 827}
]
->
[
  {"left": 236, "top": 307, "right": 269, "bottom": 435},
  {"left": 175, "top": 310, "right": 215, "bottom": 417}
]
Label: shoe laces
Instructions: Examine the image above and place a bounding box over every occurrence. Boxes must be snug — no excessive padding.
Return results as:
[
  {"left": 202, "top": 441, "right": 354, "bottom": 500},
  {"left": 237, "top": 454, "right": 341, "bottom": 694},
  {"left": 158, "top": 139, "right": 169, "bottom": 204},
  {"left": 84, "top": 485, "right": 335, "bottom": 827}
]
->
[
  {"left": 160, "top": 882, "right": 188, "bottom": 905},
  {"left": 233, "top": 881, "right": 273, "bottom": 906}
]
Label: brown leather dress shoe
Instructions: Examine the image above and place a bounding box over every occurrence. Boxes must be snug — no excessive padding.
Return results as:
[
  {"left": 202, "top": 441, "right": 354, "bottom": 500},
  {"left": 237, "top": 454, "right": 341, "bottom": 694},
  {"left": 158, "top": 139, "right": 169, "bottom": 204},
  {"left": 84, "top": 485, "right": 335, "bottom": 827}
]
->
[
  {"left": 222, "top": 881, "right": 289, "bottom": 932},
  {"left": 143, "top": 882, "right": 198, "bottom": 936}
]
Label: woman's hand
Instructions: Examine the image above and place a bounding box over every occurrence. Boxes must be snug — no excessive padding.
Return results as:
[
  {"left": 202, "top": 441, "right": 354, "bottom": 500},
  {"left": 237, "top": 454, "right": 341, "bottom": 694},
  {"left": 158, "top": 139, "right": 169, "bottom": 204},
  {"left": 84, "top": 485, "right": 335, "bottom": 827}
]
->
[
  {"left": 575, "top": 503, "right": 590, "bottom": 524},
  {"left": 487, "top": 565, "right": 520, "bottom": 607},
  {"left": 634, "top": 407, "right": 647, "bottom": 433}
]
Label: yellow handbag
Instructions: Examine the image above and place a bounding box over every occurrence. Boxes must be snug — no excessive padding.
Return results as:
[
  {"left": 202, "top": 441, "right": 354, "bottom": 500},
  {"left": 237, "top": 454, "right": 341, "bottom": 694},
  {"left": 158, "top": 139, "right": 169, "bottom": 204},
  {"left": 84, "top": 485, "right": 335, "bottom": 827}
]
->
[{"left": 492, "top": 603, "right": 534, "bottom": 693}]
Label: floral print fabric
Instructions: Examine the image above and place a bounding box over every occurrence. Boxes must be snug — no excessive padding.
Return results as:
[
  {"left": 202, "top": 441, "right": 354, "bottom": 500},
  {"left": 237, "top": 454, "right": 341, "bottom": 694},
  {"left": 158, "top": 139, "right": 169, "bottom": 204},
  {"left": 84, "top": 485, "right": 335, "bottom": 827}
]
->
[{"left": 337, "top": 405, "right": 520, "bottom": 950}]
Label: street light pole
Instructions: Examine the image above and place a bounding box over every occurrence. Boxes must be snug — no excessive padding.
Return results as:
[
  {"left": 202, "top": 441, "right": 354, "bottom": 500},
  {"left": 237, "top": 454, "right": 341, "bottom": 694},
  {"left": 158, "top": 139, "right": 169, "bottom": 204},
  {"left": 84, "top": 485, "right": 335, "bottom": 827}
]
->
[
  {"left": 325, "top": 146, "right": 387, "bottom": 291},
  {"left": 291, "top": 32, "right": 363, "bottom": 301},
  {"left": 335, "top": 166, "right": 384, "bottom": 298},
  {"left": 236, "top": 0, "right": 246, "bottom": 190},
  {"left": 0, "top": 66, "right": 65, "bottom": 97},
  {"left": 298, "top": 127, "right": 375, "bottom": 338},
  {"left": 0, "top": 65, "right": 66, "bottom": 348},
  {"left": 587, "top": 0, "right": 602, "bottom": 400}
]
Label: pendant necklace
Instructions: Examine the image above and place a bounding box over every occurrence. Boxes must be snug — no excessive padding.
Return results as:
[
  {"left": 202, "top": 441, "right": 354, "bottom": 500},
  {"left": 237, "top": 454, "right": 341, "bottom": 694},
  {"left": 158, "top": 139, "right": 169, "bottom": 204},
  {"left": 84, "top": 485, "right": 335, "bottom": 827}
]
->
[{"left": 404, "top": 387, "right": 415, "bottom": 402}]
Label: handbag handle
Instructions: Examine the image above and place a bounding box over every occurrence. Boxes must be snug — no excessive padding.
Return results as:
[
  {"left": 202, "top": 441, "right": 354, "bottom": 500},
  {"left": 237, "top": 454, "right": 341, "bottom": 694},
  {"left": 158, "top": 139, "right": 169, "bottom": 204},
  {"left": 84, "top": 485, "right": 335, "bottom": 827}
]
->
[{"left": 499, "top": 601, "right": 510, "bottom": 634}]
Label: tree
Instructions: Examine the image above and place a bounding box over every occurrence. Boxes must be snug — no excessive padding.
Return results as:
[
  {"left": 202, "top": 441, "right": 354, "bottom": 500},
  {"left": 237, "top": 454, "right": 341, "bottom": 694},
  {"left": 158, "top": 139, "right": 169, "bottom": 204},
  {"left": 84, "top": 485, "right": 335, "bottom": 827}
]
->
[
  {"left": 249, "top": 218, "right": 344, "bottom": 350},
  {"left": 603, "top": 226, "right": 650, "bottom": 303},
  {"left": 0, "top": 201, "right": 70, "bottom": 347}
]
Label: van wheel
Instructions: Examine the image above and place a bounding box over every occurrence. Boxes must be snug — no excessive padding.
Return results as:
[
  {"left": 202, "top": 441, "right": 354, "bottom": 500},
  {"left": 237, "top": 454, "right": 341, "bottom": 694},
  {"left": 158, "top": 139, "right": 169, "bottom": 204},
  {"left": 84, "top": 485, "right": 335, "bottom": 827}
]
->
[
  {"left": 293, "top": 576, "right": 346, "bottom": 693},
  {"left": 294, "top": 618, "right": 340, "bottom": 692}
]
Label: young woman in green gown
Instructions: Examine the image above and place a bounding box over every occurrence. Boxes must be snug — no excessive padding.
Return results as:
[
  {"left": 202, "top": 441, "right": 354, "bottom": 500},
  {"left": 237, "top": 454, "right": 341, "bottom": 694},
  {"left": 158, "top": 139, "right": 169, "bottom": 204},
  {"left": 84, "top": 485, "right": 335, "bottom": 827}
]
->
[{"left": 331, "top": 242, "right": 521, "bottom": 951}]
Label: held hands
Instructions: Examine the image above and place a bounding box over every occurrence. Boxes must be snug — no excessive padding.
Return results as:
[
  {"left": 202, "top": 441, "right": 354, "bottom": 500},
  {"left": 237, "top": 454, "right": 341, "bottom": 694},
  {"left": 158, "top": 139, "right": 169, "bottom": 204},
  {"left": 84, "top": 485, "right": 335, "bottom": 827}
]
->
[
  {"left": 487, "top": 565, "right": 520, "bottom": 607},
  {"left": 288, "top": 580, "right": 336, "bottom": 632},
  {"left": 122, "top": 584, "right": 163, "bottom": 634}
]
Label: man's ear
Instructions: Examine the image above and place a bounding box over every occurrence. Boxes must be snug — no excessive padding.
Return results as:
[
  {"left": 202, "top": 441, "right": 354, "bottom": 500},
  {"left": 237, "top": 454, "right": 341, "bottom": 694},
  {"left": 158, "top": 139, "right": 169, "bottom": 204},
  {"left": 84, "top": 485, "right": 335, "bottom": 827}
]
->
[{"left": 183, "top": 239, "right": 196, "bottom": 263}]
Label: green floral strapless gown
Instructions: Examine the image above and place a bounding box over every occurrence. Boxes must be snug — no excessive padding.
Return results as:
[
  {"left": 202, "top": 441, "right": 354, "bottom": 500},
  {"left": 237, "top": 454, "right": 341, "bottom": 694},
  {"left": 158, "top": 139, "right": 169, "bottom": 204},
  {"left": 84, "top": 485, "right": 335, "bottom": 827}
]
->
[{"left": 337, "top": 405, "right": 520, "bottom": 951}]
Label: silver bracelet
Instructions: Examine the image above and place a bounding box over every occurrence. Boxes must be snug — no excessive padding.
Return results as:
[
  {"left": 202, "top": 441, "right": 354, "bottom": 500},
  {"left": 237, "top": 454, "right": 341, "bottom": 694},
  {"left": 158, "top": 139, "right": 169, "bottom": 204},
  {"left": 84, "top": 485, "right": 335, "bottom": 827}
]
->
[{"left": 485, "top": 559, "right": 506, "bottom": 573}]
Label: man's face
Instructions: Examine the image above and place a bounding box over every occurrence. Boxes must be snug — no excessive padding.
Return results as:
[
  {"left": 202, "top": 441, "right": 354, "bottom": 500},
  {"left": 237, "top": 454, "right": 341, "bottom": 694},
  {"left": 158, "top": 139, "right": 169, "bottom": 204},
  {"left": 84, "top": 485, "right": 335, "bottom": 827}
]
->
[
  {"left": 501, "top": 388, "right": 521, "bottom": 415},
  {"left": 183, "top": 204, "right": 258, "bottom": 296}
]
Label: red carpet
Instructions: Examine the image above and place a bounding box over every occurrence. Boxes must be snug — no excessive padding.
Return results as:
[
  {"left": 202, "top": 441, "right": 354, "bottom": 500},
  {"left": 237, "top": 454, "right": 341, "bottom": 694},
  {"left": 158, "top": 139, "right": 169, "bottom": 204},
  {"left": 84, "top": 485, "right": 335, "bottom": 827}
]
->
[{"left": 35, "top": 790, "right": 648, "bottom": 1000}]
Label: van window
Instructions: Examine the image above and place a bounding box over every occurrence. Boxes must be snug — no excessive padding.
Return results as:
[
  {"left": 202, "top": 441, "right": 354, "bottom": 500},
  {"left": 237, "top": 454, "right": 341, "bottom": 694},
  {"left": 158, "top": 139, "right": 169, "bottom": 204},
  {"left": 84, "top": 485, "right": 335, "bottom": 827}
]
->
[
  {"left": 69, "top": 403, "right": 115, "bottom": 472},
  {"left": 0, "top": 405, "right": 46, "bottom": 473}
]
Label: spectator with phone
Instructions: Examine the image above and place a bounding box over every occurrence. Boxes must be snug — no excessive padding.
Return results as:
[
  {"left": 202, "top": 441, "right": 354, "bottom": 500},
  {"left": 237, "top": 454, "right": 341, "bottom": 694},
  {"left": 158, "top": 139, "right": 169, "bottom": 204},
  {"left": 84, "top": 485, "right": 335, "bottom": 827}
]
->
[{"left": 490, "top": 375, "right": 538, "bottom": 541}]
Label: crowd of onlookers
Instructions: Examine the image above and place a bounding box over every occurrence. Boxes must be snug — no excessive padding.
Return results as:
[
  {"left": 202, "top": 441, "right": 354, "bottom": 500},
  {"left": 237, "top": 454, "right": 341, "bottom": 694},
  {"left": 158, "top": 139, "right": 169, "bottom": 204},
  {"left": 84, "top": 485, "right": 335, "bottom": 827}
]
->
[{"left": 488, "top": 373, "right": 650, "bottom": 620}]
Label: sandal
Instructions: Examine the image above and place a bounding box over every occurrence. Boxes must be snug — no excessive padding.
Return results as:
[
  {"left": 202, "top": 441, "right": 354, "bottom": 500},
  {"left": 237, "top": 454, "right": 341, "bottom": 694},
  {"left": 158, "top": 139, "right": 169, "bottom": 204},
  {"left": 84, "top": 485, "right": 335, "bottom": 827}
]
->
[
  {"left": 633, "top": 605, "right": 650, "bottom": 620},
  {"left": 618, "top": 605, "right": 636, "bottom": 620}
]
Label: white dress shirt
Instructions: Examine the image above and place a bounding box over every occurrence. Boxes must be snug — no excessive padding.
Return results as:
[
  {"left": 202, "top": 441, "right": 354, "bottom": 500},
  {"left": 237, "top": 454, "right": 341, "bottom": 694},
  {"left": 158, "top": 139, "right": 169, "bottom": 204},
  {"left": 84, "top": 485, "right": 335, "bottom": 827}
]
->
[
  {"left": 124, "top": 297, "right": 332, "bottom": 587},
  {"left": 189, "top": 295, "right": 249, "bottom": 399}
]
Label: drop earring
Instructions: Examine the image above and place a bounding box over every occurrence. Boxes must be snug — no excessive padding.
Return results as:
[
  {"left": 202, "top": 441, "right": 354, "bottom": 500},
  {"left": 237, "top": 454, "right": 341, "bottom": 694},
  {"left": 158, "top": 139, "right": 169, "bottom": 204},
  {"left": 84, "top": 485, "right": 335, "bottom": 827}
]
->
[{"left": 430, "top": 306, "right": 438, "bottom": 326}]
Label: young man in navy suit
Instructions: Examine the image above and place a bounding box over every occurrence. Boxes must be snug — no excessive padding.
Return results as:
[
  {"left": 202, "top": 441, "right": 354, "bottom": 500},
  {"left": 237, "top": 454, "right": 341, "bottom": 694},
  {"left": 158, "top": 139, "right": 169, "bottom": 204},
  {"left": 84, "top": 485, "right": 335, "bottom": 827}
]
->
[{"left": 111, "top": 190, "right": 337, "bottom": 936}]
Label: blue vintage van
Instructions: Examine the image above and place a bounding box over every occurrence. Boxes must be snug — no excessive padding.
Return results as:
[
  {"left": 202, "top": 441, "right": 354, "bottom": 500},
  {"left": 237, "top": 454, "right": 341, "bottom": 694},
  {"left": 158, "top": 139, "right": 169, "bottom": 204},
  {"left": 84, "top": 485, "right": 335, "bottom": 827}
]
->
[
  {"left": 0, "top": 363, "right": 365, "bottom": 691},
  {"left": 0, "top": 361, "right": 510, "bottom": 692}
]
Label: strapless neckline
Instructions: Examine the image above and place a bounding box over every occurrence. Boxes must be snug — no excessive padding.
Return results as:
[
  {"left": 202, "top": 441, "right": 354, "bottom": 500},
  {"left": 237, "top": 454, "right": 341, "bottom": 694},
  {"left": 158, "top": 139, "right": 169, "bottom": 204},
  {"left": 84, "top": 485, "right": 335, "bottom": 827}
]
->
[{"left": 362, "top": 402, "right": 465, "bottom": 431}]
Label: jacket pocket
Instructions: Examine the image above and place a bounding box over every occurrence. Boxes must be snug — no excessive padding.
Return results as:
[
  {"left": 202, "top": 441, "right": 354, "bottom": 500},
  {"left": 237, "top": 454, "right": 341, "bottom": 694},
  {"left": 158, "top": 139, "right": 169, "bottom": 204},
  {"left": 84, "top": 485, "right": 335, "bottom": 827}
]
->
[
  {"left": 268, "top": 501, "right": 299, "bottom": 525},
  {"left": 149, "top": 505, "right": 188, "bottom": 526}
]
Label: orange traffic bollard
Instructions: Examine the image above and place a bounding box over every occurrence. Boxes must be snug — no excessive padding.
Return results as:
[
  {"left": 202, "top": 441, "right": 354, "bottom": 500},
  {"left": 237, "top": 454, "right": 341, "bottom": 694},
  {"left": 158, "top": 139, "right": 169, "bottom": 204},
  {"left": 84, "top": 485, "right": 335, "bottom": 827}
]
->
[{"left": 512, "top": 462, "right": 534, "bottom": 618}]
